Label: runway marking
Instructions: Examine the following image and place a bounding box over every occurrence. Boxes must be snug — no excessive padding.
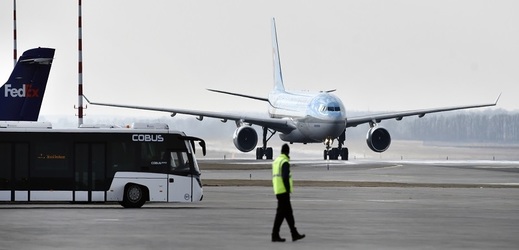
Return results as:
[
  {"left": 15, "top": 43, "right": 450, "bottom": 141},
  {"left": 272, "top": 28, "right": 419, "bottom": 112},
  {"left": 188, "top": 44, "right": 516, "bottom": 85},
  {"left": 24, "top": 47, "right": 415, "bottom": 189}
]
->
[
  {"left": 394, "top": 160, "right": 519, "bottom": 165},
  {"left": 367, "top": 200, "right": 414, "bottom": 203},
  {"left": 475, "top": 166, "right": 519, "bottom": 169},
  {"left": 204, "top": 179, "right": 519, "bottom": 188},
  {"left": 483, "top": 183, "right": 519, "bottom": 186},
  {"left": 94, "top": 218, "right": 120, "bottom": 222},
  {"left": 369, "top": 164, "right": 403, "bottom": 170},
  {"left": 297, "top": 199, "right": 346, "bottom": 202}
]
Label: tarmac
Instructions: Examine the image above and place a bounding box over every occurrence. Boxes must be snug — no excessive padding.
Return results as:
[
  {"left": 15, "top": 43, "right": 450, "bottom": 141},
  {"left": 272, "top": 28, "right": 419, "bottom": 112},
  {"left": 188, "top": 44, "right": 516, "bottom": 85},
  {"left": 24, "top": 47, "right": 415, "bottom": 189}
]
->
[{"left": 1, "top": 159, "right": 518, "bottom": 250}]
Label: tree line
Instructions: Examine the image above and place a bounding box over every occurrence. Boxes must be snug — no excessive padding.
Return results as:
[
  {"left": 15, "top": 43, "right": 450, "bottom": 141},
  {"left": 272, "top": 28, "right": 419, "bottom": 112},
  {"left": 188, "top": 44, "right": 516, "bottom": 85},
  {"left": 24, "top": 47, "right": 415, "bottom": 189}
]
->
[{"left": 360, "top": 109, "right": 519, "bottom": 144}]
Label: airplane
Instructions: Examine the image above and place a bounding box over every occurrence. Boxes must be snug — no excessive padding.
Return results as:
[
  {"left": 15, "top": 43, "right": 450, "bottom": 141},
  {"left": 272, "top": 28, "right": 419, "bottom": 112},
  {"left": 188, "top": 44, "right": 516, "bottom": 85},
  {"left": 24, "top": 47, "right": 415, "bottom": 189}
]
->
[
  {"left": 0, "top": 47, "right": 55, "bottom": 121},
  {"left": 84, "top": 18, "right": 498, "bottom": 160}
]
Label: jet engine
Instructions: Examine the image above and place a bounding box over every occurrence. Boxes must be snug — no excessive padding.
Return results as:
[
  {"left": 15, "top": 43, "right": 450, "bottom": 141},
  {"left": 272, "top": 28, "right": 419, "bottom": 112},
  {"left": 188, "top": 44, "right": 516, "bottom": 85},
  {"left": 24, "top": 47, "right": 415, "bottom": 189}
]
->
[
  {"left": 366, "top": 127, "right": 391, "bottom": 153},
  {"left": 233, "top": 126, "right": 258, "bottom": 152}
]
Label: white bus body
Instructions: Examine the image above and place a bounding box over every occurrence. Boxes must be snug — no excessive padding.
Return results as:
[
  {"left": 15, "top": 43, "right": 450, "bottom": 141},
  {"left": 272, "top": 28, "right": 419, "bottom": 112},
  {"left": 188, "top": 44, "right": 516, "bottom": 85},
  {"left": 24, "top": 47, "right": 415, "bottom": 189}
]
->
[{"left": 0, "top": 122, "right": 206, "bottom": 208}]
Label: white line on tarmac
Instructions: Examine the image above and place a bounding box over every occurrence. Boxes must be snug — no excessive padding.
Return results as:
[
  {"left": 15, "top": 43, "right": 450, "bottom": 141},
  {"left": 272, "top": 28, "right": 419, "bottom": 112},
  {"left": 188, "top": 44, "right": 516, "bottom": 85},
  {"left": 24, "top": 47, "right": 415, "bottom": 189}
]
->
[
  {"left": 367, "top": 200, "right": 416, "bottom": 203},
  {"left": 368, "top": 164, "right": 403, "bottom": 170},
  {"left": 94, "top": 218, "right": 120, "bottom": 222}
]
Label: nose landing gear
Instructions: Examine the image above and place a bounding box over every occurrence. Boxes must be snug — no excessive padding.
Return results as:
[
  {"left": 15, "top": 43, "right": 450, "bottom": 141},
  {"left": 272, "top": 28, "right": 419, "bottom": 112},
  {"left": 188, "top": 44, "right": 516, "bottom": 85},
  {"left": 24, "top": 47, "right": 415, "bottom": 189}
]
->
[{"left": 323, "top": 130, "right": 348, "bottom": 160}]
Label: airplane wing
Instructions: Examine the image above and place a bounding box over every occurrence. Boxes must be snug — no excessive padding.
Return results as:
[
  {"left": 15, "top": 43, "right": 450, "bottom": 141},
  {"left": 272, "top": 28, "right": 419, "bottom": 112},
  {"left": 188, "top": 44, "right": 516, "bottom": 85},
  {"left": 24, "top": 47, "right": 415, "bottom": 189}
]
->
[
  {"left": 346, "top": 95, "right": 500, "bottom": 128},
  {"left": 83, "top": 96, "right": 297, "bottom": 134}
]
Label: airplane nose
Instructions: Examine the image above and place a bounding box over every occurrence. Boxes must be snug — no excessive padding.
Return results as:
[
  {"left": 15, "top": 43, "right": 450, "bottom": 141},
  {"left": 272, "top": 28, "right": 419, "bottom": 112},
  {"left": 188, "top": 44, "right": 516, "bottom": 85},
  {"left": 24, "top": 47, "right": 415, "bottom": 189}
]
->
[{"left": 307, "top": 120, "right": 346, "bottom": 141}]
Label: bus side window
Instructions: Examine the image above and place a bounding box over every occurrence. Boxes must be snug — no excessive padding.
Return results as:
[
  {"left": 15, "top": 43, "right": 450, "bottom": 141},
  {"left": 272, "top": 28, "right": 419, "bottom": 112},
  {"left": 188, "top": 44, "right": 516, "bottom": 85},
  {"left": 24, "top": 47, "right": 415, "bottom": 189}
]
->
[
  {"left": 170, "top": 152, "right": 179, "bottom": 170},
  {"left": 169, "top": 151, "right": 190, "bottom": 172},
  {"left": 138, "top": 143, "right": 170, "bottom": 173},
  {"left": 109, "top": 142, "right": 135, "bottom": 171}
]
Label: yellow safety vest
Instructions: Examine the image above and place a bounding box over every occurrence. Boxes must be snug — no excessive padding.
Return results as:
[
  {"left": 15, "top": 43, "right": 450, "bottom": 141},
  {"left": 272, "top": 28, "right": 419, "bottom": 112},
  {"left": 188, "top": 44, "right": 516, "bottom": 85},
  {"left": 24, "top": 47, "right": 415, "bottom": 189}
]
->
[{"left": 272, "top": 154, "right": 293, "bottom": 195}]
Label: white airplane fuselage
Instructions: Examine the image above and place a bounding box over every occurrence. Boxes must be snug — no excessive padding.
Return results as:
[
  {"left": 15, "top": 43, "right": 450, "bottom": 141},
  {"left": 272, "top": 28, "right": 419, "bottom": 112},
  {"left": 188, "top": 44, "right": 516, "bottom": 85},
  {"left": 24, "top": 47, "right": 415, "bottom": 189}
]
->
[{"left": 268, "top": 90, "right": 347, "bottom": 143}]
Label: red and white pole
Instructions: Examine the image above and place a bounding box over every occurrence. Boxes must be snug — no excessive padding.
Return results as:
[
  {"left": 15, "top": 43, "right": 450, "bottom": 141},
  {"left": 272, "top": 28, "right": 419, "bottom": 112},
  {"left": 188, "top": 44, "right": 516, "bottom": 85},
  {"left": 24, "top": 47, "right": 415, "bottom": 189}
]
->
[
  {"left": 13, "top": 0, "right": 17, "bottom": 67},
  {"left": 77, "top": 0, "right": 84, "bottom": 126}
]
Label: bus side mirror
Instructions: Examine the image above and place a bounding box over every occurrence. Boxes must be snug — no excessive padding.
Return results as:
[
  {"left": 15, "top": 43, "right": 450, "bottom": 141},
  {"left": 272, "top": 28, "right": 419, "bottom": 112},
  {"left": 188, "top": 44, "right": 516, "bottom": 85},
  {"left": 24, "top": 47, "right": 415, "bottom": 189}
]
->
[
  {"left": 182, "top": 136, "right": 207, "bottom": 157},
  {"left": 199, "top": 141, "right": 206, "bottom": 156}
]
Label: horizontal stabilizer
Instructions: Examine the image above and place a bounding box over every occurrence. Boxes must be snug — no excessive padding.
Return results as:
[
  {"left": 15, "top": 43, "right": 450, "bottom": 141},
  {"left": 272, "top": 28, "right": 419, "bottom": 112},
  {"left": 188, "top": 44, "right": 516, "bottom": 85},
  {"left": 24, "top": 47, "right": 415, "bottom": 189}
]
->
[{"left": 207, "top": 88, "right": 269, "bottom": 102}]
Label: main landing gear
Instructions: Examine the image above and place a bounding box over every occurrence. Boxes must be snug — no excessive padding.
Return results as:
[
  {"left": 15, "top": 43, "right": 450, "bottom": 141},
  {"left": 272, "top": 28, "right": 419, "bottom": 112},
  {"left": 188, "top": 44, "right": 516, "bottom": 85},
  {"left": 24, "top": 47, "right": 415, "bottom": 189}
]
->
[
  {"left": 254, "top": 127, "right": 349, "bottom": 160},
  {"left": 323, "top": 130, "right": 348, "bottom": 160},
  {"left": 256, "top": 127, "right": 276, "bottom": 160}
]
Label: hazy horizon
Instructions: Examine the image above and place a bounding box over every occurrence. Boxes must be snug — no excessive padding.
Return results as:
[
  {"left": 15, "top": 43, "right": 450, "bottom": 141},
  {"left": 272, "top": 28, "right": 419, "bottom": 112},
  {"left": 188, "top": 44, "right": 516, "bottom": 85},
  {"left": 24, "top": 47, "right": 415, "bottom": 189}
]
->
[{"left": 1, "top": 0, "right": 517, "bottom": 121}]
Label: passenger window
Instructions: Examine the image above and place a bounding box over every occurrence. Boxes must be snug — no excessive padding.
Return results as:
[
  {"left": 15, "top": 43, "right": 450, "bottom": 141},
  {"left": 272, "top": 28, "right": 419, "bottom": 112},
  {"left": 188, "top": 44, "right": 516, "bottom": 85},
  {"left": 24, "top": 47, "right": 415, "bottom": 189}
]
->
[
  {"left": 109, "top": 142, "right": 136, "bottom": 172},
  {"left": 170, "top": 152, "right": 180, "bottom": 169},
  {"left": 32, "top": 142, "right": 70, "bottom": 171},
  {"left": 140, "top": 142, "right": 169, "bottom": 169},
  {"left": 170, "top": 151, "right": 191, "bottom": 172}
]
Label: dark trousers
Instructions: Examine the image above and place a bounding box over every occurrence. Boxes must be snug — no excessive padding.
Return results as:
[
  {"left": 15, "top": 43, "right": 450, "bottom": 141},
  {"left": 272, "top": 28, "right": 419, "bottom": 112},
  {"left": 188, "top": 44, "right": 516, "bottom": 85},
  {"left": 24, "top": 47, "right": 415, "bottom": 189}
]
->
[{"left": 272, "top": 192, "right": 296, "bottom": 235}]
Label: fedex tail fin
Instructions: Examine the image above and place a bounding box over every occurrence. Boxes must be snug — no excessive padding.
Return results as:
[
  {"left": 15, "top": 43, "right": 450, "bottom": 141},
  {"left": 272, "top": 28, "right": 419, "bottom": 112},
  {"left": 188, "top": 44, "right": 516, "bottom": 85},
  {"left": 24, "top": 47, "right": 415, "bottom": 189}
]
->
[
  {"left": 0, "top": 47, "right": 55, "bottom": 121},
  {"left": 272, "top": 18, "right": 285, "bottom": 92}
]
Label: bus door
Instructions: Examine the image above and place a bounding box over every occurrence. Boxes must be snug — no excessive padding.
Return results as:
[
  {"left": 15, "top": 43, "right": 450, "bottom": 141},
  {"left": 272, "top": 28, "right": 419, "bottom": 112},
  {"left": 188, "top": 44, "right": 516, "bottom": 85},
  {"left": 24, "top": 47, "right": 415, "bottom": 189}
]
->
[
  {"left": 74, "top": 143, "right": 106, "bottom": 202},
  {"left": 0, "top": 143, "right": 29, "bottom": 202},
  {"left": 167, "top": 151, "right": 194, "bottom": 202},
  {"left": 0, "top": 143, "right": 11, "bottom": 201}
]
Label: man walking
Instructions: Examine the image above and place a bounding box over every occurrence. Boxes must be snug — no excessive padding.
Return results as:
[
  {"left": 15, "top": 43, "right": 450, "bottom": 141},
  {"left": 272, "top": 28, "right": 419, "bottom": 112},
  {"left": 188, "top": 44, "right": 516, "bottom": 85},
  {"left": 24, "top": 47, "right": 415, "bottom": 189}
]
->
[{"left": 271, "top": 144, "right": 305, "bottom": 242}]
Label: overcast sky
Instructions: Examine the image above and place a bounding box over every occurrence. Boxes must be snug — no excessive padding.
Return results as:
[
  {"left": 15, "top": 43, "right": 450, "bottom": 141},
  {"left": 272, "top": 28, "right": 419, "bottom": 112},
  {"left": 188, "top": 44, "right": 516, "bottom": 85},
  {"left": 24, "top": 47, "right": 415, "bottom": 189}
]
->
[{"left": 1, "top": 0, "right": 518, "bottom": 122}]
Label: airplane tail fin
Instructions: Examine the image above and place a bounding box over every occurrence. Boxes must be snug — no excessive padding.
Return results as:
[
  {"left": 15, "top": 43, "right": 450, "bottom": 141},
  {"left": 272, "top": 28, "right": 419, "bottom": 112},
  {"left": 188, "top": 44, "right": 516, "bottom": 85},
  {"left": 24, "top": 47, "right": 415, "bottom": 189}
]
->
[
  {"left": 0, "top": 47, "right": 55, "bottom": 121},
  {"left": 272, "top": 18, "right": 285, "bottom": 92}
]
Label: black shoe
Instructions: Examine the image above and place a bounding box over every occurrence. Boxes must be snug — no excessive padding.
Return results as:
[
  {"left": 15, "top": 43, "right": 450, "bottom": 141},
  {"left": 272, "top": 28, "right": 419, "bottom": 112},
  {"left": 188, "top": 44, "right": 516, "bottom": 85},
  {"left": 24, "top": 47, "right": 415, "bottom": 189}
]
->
[
  {"left": 271, "top": 234, "right": 286, "bottom": 242},
  {"left": 292, "top": 233, "right": 305, "bottom": 242}
]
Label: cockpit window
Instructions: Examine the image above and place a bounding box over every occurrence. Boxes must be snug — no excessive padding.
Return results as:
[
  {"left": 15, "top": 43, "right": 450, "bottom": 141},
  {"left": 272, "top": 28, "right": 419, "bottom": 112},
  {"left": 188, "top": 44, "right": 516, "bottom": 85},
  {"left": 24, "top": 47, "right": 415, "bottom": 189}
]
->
[
  {"left": 319, "top": 104, "right": 341, "bottom": 113},
  {"left": 319, "top": 104, "right": 326, "bottom": 113},
  {"left": 326, "top": 106, "right": 341, "bottom": 112}
]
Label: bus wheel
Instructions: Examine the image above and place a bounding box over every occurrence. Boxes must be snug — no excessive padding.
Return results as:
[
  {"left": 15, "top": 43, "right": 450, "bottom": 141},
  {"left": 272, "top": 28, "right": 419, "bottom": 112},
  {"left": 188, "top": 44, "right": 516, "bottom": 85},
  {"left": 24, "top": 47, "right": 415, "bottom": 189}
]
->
[{"left": 123, "top": 184, "right": 146, "bottom": 208}]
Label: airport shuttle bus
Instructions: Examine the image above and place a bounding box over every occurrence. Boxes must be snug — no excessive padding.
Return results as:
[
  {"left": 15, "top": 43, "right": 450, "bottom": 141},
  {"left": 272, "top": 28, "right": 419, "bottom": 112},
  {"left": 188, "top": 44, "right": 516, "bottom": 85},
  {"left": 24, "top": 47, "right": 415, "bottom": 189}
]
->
[{"left": 0, "top": 122, "right": 206, "bottom": 208}]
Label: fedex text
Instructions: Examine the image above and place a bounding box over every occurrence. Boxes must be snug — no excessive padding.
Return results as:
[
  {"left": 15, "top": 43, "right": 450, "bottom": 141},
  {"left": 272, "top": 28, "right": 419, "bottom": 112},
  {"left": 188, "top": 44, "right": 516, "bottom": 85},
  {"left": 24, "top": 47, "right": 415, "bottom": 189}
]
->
[{"left": 4, "top": 84, "right": 39, "bottom": 98}]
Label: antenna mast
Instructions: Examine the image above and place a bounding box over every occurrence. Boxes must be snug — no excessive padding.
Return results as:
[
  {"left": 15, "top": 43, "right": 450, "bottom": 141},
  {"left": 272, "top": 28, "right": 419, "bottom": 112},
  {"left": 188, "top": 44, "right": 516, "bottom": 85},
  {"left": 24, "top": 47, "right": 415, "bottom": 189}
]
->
[
  {"left": 77, "top": 0, "right": 85, "bottom": 126},
  {"left": 13, "top": 0, "right": 17, "bottom": 67}
]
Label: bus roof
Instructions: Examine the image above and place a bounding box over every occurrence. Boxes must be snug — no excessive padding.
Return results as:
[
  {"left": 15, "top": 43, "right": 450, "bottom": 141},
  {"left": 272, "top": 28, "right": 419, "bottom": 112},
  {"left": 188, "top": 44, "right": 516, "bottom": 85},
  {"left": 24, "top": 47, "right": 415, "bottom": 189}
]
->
[{"left": 0, "top": 121, "right": 186, "bottom": 134}]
